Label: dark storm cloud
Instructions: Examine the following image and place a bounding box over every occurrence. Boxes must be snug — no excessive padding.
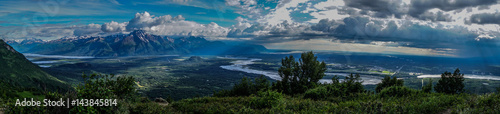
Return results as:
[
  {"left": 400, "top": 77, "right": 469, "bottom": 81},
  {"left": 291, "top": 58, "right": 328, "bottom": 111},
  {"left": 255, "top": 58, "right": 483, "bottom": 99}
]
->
[
  {"left": 343, "top": 0, "right": 497, "bottom": 22},
  {"left": 312, "top": 17, "right": 480, "bottom": 49},
  {"left": 230, "top": 16, "right": 483, "bottom": 51},
  {"left": 417, "top": 11, "right": 453, "bottom": 22},
  {"left": 310, "top": 19, "right": 338, "bottom": 32},
  {"left": 409, "top": 0, "right": 497, "bottom": 17},
  {"left": 469, "top": 12, "right": 500, "bottom": 25},
  {"left": 343, "top": 0, "right": 405, "bottom": 18}
]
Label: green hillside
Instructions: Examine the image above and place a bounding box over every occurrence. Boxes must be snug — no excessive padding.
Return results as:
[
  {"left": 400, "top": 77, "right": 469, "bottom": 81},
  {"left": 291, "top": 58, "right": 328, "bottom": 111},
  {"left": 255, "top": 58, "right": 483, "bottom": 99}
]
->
[{"left": 0, "top": 39, "right": 69, "bottom": 93}]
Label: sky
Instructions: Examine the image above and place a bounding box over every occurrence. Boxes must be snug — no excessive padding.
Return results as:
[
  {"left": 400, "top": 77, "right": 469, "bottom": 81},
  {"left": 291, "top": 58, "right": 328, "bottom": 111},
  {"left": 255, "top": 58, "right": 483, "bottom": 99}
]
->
[{"left": 1, "top": 0, "right": 500, "bottom": 57}]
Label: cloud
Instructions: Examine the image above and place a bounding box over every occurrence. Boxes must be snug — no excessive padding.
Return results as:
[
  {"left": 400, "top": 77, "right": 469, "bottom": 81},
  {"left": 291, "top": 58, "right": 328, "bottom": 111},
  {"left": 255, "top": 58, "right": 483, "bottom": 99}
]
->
[
  {"left": 417, "top": 11, "right": 453, "bottom": 22},
  {"left": 338, "top": 0, "right": 496, "bottom": 22},
  {"left": 468, "top": 12, "right": 500, "bottom": 25},
  {"left": 329, "top": 16, "right": 479, "bottom": 48},
  {"left": 343, "top": 0, "right": 408, "bottom": 18},
  {"left": 120, "top": 12, "right": 228, "bottom": 37},
  {"left": 228, "top": 20, "right": 322, "bottom": 41},
  {"left": 91, "top": 12, "right": 230, "bottom": 37},
  {"left": 0, "top": 0, "right": 126, "bottom": 16},
  {"left": 310, "top": 18, "right": 339, "bottom": 32},
  {"left": 1, "top": 12, "right": 231, "bottom": 40},
  {"left": 225, "top": 0, "right": 262, "bottom": 18},
  {"left": 108, "top": 0, "right": 121, "bottom": 5},
  {"left": 101, "top": 21, "right": 127, "bottom": 33},
  {"left": 0, "top": 23, "right": 104, "bottom": 40},
  {"left": 73, "top": 24, "right": 102, "bottom": 36},
  {"left": 409, "top": 0, "right": 497, "bottom": 17},
  {"left": 257, "top": 0, "right": 308, "bottom": 25}
]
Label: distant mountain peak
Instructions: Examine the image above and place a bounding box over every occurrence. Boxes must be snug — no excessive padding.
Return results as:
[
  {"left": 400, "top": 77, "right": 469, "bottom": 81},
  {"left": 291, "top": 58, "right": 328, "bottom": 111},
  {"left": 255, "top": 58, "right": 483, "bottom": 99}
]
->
[
  {"left": 130, "top": 30, "right": 147, "bottom": 36},
  {"left": 130, "top": 30, "right": 150, "bottom": 42},
  {"left": 21, "top": 38, "right": 45, "bottom": 44}
]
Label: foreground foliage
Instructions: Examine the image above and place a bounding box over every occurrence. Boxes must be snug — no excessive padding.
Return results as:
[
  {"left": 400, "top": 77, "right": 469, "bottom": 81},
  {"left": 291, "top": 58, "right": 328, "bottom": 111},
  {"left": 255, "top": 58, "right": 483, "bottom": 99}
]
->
[
  {"left": 169, "top": 92, "right": 500, "bottom": 113},
  {"left": 435, "top": 68, "right": 465, "bottom": 94},
  {"left": 273, "top": 51, "right": 327, "bottom": 95},
  {"left": 4, "top": 51, "right": 500, "bottom": 113}
]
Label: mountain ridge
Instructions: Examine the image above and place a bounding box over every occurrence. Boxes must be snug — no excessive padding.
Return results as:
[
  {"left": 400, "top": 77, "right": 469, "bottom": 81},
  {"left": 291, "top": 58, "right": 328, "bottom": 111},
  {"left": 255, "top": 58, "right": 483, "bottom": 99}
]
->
[
  {"left": 0, "top": 39, "right": 69, "bottom": 92},
  {"left": 8, "top": 30, "right": 267, "bottom": 57}
]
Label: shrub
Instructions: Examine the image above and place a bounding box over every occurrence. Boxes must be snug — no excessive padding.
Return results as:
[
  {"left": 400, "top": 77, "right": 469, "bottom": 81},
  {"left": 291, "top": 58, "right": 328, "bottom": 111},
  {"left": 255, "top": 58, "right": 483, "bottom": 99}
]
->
[
  {"left": 341, "top": 73, "right": 364, "bottom": 94},
  {"left": 303, "top": 86, "right": 329, "bottom": 100},
  {"left": 378, "top": 86, "right": 419, "bottom": 98},
  {"left": 251, "top": 90, "right": 283, "bottom": 108},
  {"left": 422, "top": 79, "right": 433, "bottom": 93},
  {"left": 214, "top": 75, "right": 270, "bottom": 97},
  {"left": 71, "top": 73, "right": 137, "bottom": 113},
  {"left": 375, "top": 76, "right": 404, "bottom": 93},
  {"left": 435, "top": 68, "right": 465, "bottom": 94},
  {"left": 304, "top": 74, "right": 364, "bottom": 100}
]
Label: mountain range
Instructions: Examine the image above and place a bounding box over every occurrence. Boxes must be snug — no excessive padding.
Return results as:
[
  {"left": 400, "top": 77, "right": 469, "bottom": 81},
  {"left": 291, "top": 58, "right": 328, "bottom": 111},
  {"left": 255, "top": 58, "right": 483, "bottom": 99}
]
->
[
  {"left": 7, "top": 30, "right": 267, "bottom": 57},
  {"left": 0, "top": 39, "right": 69, "bottom": 92}
]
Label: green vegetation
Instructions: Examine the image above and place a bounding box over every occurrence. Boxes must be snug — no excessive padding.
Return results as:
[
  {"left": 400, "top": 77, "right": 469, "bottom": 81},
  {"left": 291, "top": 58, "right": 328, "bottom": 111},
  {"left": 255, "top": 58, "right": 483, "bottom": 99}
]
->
[
  {"left": 4, "top": 73, "right": 172, "bottom": 113},
  {"left": 375, "top": 76, "right": 404, "bottom": 93},
  {"left": 0, "top": 39, "right": 70, "bottom": 93},
  {"left": 4, "top": 49, "right": 500, "bottom": 113},
  {"left": 273, "top": 51, "right": 326, "bottom": 95},
  {"left": 214, "top": 75, "right": 270, "bottom": 97},
  {"left": 435, "top": 68, "right": 465, "bottom": 94},
  {"left": 42, "top": 55, "right": 261, "bottom": 100},
  {"left": 303, "top": 74, "right": 364, "bottom": 101},
  {"left": 422, "top": 79, "right": 433, "bottom": 93}
]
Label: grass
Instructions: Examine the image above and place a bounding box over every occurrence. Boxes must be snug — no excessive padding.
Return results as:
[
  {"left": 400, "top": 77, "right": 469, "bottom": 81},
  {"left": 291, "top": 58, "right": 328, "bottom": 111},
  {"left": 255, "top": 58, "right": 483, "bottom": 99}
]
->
[
  {"left": 159, "top": 92, "right": 500, "bottom": 113},
  {"left": 16, "top": 91, "right": 44, "bottom": 100}
]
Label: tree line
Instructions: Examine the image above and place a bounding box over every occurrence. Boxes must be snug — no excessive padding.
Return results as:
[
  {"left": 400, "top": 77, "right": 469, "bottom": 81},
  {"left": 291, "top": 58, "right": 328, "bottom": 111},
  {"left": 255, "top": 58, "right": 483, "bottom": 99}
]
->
[{"left": 215, "top": 51, "right": 470, "bottom": 99}]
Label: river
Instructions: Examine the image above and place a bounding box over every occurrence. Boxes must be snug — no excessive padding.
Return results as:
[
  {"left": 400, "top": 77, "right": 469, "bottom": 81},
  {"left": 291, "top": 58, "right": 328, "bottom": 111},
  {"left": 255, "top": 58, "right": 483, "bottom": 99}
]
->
[{"left": 220, "top": 57, "right": 382, "bottom": 85}]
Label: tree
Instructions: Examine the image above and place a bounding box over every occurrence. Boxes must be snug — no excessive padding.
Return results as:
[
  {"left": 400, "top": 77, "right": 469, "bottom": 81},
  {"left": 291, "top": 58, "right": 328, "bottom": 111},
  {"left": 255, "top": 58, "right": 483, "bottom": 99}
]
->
[
  {"left": 375, "top": 76, "right": 404, "bottom": 93},
  {"left": 342, "top": 73, "right": 364, "bottom": 93},
  {"left": 422, "top": 79, "right": 433, "bottom": 93},
  {"left": 273, "top": 51, "right": 327, "bottom": 95},
  {"left": 304, "top": 73, "right": 364, "bottom": 100},
  {"left": 214, "top": 75, "right": 270, "bottom": 97},
  {"left": 231, "top": 77, "right": 252, "bottom": 96},
  {"left": 434, "top": 68, "right": 465, "bottom": 94}
]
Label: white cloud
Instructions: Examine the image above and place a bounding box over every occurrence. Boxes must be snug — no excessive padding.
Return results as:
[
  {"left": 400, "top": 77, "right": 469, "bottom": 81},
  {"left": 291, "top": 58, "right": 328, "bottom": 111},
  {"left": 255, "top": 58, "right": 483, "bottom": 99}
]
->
[
  {"left": 98, "top": 12, "right": 230, "bottom": 37},
  {"left": 101, "top": 21, "right": 127, "bottom": 33},
  {"left": 225, "top": 0, "right": 262, "bottom": 18},
  {"left": 257, "top": 0, "right": 309, "bottom": 25},
  {"left": 127, "top": 12, "right": 228, "bottom": 37},
  {"left": 73, "top": 24, "right": 102, "bottom": 36}
]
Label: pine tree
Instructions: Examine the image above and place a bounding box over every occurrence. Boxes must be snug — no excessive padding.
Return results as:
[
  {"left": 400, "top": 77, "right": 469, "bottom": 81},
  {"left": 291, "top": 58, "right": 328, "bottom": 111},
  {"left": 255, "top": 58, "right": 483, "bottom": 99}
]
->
[
  {"left": 375, "top": 76, "right": 404, "bottom": 93},
  {"left": 273, "top": 51, "right": 326, "bottom": 95},
  {"left": 434, "top": 68, "right": 465, "bottom": 94}
]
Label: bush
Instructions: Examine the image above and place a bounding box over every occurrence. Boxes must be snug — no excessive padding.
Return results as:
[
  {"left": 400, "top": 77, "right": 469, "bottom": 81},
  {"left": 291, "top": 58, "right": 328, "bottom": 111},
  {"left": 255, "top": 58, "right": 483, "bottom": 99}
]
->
[
  {"left": 214, "top": 75, "right": 270, "bottom": 97},
  {"left": 341, "top": 73, "right": 365, "bottom": 94},
  {"left": 435, "top": 68, "right": 465, "bottom": 94},
  {"left": 422, "top": 79, "right": 433, "bottom": 93},
  {"left": 251, "top": 90, "right": 284, "bottom": 108},
  {"left": 375, "top": 76, "right": 404, "bottom": 93},
  {"left": 304, "top": 74, "right": 364, "bottom": 100},
  {"left": 378, "top": 86, "right": 419, "bottom": 98},
  {"left": 71, "top": 73, "right": 137, "bottom": 113},
  {"left": 303, "top": 86, "right": 330, "bottom": 100}
]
